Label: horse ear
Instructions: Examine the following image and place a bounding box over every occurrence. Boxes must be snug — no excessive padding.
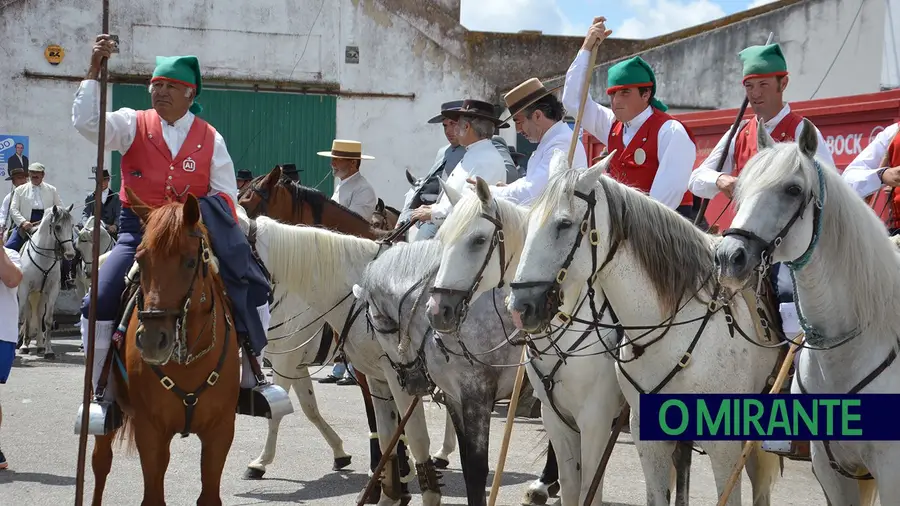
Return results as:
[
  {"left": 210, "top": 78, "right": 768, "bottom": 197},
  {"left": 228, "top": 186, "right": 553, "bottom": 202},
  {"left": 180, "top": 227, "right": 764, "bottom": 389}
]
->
[
  {"left": 475, "top": 176, "right": 492, "bottom": 205},
  {"left": 797, "top": 118, "right": 818, "bottom": 160},
  {"left": 376, "top": 198, "right": 385, "bottom": 212},
  {"left": 352, "top": 283, "right": 364, "bottom": 300},
  {"left": 438, "top": 178, "right": 462, "bottom": 206},
  {"left": 125, "top": 187, "right": 152, "bottom": 223},
  {"left": 265, "top": 165, "right": 282, "bottom": 187},
  {"left": 405, "top": 169, "right": 416, "bottom": 186},
  {"left": 183, "top": 194, "right": 201, "bottom": 226},
  {"left": 756, "top": 116, "right": 776, "bottom": 151},
  {"left": 67, "top": 203, "right": 74, "bottom": 214},
  {"left": 577, "top": 149, "right": 616, "bottom": 189}
]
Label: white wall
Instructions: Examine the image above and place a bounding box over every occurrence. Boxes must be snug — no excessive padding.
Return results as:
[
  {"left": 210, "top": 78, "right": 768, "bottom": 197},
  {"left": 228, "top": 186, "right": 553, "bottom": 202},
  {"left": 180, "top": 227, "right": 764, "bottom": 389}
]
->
[{"left": 0, "top": 0, "right": 498, "bottom": 209}]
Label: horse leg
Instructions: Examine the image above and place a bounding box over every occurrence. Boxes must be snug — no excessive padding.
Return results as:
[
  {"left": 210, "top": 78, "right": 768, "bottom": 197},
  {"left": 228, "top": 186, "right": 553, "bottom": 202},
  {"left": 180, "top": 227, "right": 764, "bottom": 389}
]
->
[
  {"left": 744, "top": 442, "right": 781, "bottom": 506},
  {"left": 431, "top": 409, "right": 456, "bottom": 468},
  {"left": 523, "top": 441, "right": 560, "bottom": 506},
  {"left": 672, "top": 441, "right": 692, "bottom": 506},
  {"left": 577, "top": 400, "right": 621, "bottom": 505},
  {"left": 810, "top": 443, "right": 867, "bottom": 505},
  {"left": 17, "top": 288, "right": 29, "bottom": 353},
  {"left": 90, "top": 433, "right": 115, "bottom": 506},
  {"left": 631, "top": 413, "right": 677, "bottom": 506},
  {"left": 367, "top": 378, "right": 406, "bottom": 506},
  {"left": 197, "top": 419, "right": 236, "bottom": 506},
  {"left": 292, "top": 368, "right": 351, "bottom": 469},
  {"left": 360, "top": 370, "right": 412, "bottom": 493},
  {"left": 538, "top": 409, "right": 581, "bottom": 506},
  {"left": 702, "top": 441, "right": 745, "bottom": 506},
  {"left": 133, "top": 420, "right": 172, "bottom": 506},
  {"left": 244, "top": 355, "right": 293, "bottom": 480},
  {"left": 40, "top": 286, "right": 57, "bottom": 359}
]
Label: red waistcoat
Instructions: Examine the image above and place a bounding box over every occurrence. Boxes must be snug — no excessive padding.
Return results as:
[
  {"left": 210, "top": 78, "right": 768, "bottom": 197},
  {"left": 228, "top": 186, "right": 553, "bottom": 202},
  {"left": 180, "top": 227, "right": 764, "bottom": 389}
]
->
[
  {"left": 120, "top": 109, "right": 215, "bottom": 208},
  {"left": 733, "top": 112, "right": 803, "bottom": 177},
  {"left": 607, "top": 109, "right": 695, "bottom": 208},
  {"left": 882, "top": 124, "right": 900, "bottom": 227}
]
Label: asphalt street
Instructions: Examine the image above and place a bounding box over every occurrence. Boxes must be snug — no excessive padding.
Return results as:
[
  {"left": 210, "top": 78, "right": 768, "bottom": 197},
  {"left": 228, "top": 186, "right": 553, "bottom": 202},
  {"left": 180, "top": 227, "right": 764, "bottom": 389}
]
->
[{"left": 0, "top": 332, "right": 845, "bottom": 505}]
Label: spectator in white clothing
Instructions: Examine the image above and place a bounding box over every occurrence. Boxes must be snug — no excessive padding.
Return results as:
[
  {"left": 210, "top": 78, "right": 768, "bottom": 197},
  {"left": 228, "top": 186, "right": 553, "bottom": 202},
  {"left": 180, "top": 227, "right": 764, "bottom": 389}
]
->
[
  {"left": 318, "top": 139, "right": 378, "bottom": 221},
  {"left": 0, "top": 246, "right": 23, "bottom": 470}
]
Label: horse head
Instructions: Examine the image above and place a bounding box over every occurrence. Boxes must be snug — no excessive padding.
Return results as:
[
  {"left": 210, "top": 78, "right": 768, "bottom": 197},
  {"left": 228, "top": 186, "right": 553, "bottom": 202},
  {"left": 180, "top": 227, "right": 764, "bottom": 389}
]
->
[
  {"left": 38, "top": 203, "right": 76, "bottom": 261},
  {"left": 126, "top": 187, "right": 219, "bottom": 365}
]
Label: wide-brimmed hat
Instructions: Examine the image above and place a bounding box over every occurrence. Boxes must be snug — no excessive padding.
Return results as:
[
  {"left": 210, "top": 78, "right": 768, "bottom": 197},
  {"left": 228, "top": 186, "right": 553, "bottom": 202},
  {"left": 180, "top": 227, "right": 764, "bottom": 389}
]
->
[
  {"left": 428, "top": 100, "right": 464, "bottom": 124},
  {"left": 280, "top": 164, "right": 302, "bottom": 175},
  {"left": 317, "top": 140, "right": 375, "bottom": 160},
  {"left": 442, "top": 99, "right": 507, "bottom": 127},
  {"left": 236, "top": 169, "right": 253, "bottom": 181},
  {"left": 89, "top": 169, "right": 111, "bottom": 180},
  {"left": 502, "top": 77, "right": 561, "bottom": 121},
  {"left": 5, "top": 167, "right": 25, "bottom": 181},
  {"left": 27, "top": 162, "right": 45, "bottom": 173}
]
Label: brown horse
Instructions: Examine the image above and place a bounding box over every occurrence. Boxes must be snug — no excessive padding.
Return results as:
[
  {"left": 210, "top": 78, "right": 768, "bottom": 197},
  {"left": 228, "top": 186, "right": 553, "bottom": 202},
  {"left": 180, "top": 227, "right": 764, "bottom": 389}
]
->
[
  {"left": 90, "top": 188, "right": 239, "bottom": 506},
  {"left": 371, "top": 198, "right": 400, "bottom": 232},
  {"left": 238, "top": 165, "right": 422, "bottom": 502}
]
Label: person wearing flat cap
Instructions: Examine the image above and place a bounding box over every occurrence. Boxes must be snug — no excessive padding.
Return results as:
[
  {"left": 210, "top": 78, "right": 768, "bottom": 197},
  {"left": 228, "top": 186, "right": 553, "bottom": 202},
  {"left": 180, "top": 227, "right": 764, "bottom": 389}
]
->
[
  {"left": 409, "top": 99, "right": 508, "bottom": 236},
  {"left": 81, "top": 170, "right": 121, "bottom": 235},
  {"left": 689, "top": 42, "right": 832, "bottom": 202},
  {"left": 318, "top": 140, "right": 378, "bottom": 221},
  {"left": 6, "top": 162, "right": 63, "bottom": 251},
  {"left": 480, "top": 77, "right": 587, "bottom": 207},
  {"left": 0, "top": 168, "right": 28, "bottom": 241},
  {"left": 72, "top": 35, "right": 283, "bottom": 418},
  {"left": 564, "top": 17, "right": 698, "bottom": 220},
  {"left": 236, "top": 169, "right": 254, "bottom": 191}
]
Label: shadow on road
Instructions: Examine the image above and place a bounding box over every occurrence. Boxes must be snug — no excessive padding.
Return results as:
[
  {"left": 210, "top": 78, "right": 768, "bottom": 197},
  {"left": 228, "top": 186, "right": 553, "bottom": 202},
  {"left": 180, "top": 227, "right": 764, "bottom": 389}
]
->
[{"left": 0, "top": 470, "right": 77, "bottom": 486}]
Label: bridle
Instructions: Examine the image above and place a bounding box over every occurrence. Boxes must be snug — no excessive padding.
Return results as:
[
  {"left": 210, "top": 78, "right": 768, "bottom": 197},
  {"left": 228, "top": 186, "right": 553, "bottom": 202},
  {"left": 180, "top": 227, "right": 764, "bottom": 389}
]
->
[
  {"left": 430, "top": 200, "right": 509, "bottom": 323},
  {"left": 24, "top": 212, "right": 76, "bottom": 295}
]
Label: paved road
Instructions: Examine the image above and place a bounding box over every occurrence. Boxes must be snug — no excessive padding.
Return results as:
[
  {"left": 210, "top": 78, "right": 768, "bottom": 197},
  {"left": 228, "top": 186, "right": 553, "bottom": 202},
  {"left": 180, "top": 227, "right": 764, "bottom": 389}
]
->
[{"left": 0, "top": 334, "right": 848, "bottom": 505}]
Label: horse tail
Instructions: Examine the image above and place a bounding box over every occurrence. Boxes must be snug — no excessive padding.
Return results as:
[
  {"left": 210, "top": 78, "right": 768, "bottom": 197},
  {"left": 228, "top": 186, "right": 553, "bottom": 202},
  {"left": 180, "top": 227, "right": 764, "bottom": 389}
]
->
[
  {"left": 748, "top": 444, "right": 781, "bottom": 504},
  {"left": 113, "top": 412, "right": 138, "bottom": 456},
  {"left": 858, "top": 479, "right": 878, "bottom": 506}
]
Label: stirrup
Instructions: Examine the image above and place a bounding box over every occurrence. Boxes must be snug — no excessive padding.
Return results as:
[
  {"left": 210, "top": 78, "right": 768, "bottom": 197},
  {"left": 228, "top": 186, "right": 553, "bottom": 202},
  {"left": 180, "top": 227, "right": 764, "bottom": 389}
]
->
[
  {"left": 236, "top": 377, "right": 293, "bottom": 420},
  {"left": 74, "top": 394, "right": 123, "bottom": 436},
  {"left": 762, "top": 440, "right": 811, "bottom": 461}
]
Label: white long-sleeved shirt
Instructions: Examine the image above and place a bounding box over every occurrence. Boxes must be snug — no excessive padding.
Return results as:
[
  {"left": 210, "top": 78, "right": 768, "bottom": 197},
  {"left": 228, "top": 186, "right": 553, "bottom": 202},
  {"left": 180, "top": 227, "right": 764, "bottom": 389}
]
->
[
  {"left": 431, "top": 138, "right": 508, "bottom": 223},
  {"left": 688, "top": 104, "right": 835, "bottom": 199},
  {"left": 489, "top": 121, "right": 587, "bottom": 207},
  {"left": 841, "top": 122, "right": 900, "bottom": 198},
  {"left": 332, "top": 171, "right": 378, "bottom": 221},
  {"left": 10, "top": 182, "right": 62, "bottom": 226},
  {"left": 0, "top": 192, "right": 12, "bottom": 232},
  {"left": 562, "top": 49, "right": 697, "bottom": 209},
  {"left": 71, "top": 80, "right": 238, "bottom": 207}
]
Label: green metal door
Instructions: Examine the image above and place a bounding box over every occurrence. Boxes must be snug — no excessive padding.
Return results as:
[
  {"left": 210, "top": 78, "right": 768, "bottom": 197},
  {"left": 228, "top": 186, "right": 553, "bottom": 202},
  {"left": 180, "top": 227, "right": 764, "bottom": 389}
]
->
[{"left": 111, "top": 84, "right": 337, "bottom": 195}]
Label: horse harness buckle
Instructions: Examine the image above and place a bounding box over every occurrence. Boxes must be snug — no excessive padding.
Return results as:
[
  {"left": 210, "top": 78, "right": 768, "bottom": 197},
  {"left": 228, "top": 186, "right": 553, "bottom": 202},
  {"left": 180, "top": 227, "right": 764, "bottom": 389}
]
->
[{"left": 160, "top": 376, "right": 176, "bottom": 390}]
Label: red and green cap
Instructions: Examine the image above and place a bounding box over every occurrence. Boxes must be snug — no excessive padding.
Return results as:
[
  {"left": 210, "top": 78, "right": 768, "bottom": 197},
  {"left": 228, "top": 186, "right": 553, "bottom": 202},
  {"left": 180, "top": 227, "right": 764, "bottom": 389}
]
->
[
  {"left": 151, "top": 55, "right": 203, "bottom": 114},
  {"left": 739, "top": 43, "right": 788, "bottom": 83},
  {"left": 606, "top": 56, "right": 668, "bottom": 112}
]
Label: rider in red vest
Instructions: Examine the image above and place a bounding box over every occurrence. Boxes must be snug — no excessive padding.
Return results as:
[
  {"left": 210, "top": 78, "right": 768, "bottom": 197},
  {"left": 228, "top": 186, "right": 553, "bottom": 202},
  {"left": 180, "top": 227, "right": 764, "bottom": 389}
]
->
[
  {"left": 72, "top": 35, "right": 285, "bottom": 418},
  {"left": 842, "top": 121, "right": 900, "bottom": 233},
  {"left": 563, "top": 17, "right": 701, "bottom": 224},
  {"left": 688, "top": 42, "right": 834, "bottom": 201}
]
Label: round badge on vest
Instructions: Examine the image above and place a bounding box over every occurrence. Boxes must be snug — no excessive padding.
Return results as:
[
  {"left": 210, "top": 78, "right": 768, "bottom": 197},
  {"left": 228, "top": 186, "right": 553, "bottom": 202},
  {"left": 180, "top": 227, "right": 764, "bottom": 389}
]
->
[
  {"left": 183, "top": 157, "right": 196, "bottom": 172},
  {"left": 634, "top": 148, "right": 647, "bottom": 165}
]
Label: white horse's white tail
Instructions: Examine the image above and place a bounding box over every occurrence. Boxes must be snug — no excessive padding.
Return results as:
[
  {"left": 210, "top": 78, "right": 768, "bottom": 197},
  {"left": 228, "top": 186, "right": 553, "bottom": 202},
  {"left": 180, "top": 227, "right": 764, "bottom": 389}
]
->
[{"left": 748, "top": 444, "right": 781, "bottom": 505}]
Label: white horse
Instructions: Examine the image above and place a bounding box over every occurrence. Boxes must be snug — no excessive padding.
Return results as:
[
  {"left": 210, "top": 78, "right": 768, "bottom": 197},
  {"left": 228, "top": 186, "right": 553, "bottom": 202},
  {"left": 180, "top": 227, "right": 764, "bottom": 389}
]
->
[
  {"left": 715, "top": 118, "right": 888, "bottom": 504},
  {"left": 74, "top": 216, "right": 113, "bottom": 299},
  {"left": 509, "top": 150, "right": 782, "bottom": 506},
  {"left": 237, "top": 214, "right": 453, "bottom": 506},
  {"left": 17, "top": 204, "right": 77, "bottom": 359},
  {"left": 426, "top": 177, "right": 625, "bottom": 506}
]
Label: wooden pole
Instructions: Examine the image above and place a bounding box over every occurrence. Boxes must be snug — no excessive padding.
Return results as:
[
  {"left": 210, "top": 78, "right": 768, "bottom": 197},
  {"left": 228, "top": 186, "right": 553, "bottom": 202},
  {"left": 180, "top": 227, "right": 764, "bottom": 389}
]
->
[
  {"left": 715, "top": 333, "right": 805, "bottom": 506},
  {"left": 487, "top": 345, "right": 529, "bottom": 506},
  {"left": 582, "top": 402, "right": 630, "bottom": 506},
  {"left": 74, "top": 4, "right": 111, "bottom": 503},
  {"left": 357, "top": 396, "right": 420, "bottom": 506},
  {"left": 694, "top": 32, "right": 774, "bottom": 228},
  {"left": 567, "top": 45, "right": 600, "bottom": 168}
]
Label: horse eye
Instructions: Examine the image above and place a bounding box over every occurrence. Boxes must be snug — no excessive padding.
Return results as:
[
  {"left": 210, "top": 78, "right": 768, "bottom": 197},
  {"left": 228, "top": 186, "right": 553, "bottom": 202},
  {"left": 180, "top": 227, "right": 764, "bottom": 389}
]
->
[
  {"left": 185, "top": 258, "right": 197, "bottom": 269},
  {"left": 55, "top": 225, "right": 61, "bottom": 231},
  {"left": 472, "top": 235, "right": 487, "bottom": 246},
  {"left": 785, "top": 184, "right": 803, "bottom": 197},
  {"left": 557, "top": 219, "right": 573, "bottom": 231}
]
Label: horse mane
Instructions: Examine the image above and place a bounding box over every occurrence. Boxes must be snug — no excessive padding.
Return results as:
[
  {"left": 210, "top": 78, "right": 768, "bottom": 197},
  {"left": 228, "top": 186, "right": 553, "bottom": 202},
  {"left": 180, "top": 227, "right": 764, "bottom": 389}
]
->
[
  {"left": 141, "top": 203, "right": 205, "bottom": 256},
  {"left": 738, "top": 142, "right": 900, "bottom": 333},
  {"left": 530, "top": 168, "right": 716, "bottom": 314},
  {"left": 436, "top": 190, "right": 528, "bottom": 252}
]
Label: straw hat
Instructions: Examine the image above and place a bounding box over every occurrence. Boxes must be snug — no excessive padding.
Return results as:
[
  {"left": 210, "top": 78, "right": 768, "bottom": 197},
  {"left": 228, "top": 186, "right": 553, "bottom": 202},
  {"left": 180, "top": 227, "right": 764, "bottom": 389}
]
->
[
  {"left": 502, "top": 77, "right": 562, "bottom": 121},
  {"left": 317, "top": 140, "right": 375, "bottom": 160}
]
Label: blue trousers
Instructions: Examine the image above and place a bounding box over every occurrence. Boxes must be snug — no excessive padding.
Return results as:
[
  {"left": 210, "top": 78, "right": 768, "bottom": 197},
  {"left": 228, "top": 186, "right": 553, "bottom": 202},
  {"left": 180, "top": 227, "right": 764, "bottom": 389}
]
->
[
  {"left": 5, "top": 209, "right": 44, "bottom": 251},
  {"left": 82, "top": 205, "right": 270, "bottom": 355}
]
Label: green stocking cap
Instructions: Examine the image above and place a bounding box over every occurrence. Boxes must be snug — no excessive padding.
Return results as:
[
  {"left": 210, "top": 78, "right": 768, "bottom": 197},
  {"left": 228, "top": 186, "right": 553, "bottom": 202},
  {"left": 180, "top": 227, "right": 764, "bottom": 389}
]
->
[
  {"left": 606, "top": 56, "right": 668, "bottom": 112},
  {"left": 739, "top": 43, "right": 788, "bottom": 83},
  {"left": 151, "top": 55, "right": 204, "bottom": 114}
]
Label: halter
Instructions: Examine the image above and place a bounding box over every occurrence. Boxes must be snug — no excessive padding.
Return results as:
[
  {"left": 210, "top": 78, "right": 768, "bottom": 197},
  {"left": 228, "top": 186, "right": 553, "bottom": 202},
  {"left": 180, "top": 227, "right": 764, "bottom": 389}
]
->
[
  {"left": 24, "top": 212, "right": 76, "bottom": 296},
  {"left": 430, "top": 201, "right": 509, "bottom": 323}
]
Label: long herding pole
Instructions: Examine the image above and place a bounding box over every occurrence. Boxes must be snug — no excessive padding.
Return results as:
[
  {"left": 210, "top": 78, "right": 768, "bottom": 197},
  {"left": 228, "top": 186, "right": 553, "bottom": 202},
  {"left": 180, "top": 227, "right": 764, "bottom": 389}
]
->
[
  {"left": 582, "top": 402, "right": 630, "bottom": 506},
  {"left": 715, "top": 333, "right": 805, "bottom": 506},
  {"left": 356, "top": 396, "right": 420, "bottom": 506},
  {"left": 74, "top": 1, "right": 111, "bottom": 503},
  {"left": 694, "top": 32, "right": 775, "bottom": 229}
]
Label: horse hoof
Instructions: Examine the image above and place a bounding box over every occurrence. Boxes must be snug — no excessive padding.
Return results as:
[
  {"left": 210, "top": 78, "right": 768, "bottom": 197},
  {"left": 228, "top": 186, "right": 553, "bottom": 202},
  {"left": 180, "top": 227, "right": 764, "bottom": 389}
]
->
[
  {"left": 333, "top": 455, "right": 352, "bottom": 471},
  {"left": 43, "top": 352, "right": 55, "bottom": 360},
  {"left": 432, "top": 457, "right": 450, "bottom": 469},
  {"left": 36, "top": 347, "right": 45, "bottom": 355},
  {"left": 548, "top": 481, "right": 560, "bottom": 497},
  {"left": 243, "top": 467, "right": 265, "bottom": 480},
  {"left": 18, "top": 347, "right": 29, "bottom": 355}
]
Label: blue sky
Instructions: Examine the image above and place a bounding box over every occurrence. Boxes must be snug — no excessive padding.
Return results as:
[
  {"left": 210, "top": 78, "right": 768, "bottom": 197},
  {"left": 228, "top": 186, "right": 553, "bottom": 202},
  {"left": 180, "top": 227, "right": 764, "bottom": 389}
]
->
[{"left": 460, "top": 0, "right": 778, "bottom": 40}]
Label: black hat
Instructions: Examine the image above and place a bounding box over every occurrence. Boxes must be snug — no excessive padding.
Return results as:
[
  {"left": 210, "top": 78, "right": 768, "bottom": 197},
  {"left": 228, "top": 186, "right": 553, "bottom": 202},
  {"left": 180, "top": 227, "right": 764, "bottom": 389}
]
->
[
  {"left": 281, "top": 164, "right": 301, "bottom": 175},
  {"left": 428, "top": 100, "right": 464, "bottom": 124},
  {"left": 442, "top": 99, "right": 507, "bottom": 127},
  {"left": 5, "top": 167, "right": 25, "bottom": 181},
  {"left": 236, "top": 169, "right": 253, "bottom": 181},
  {"left": 88, "top": 169, "right": 111, "bottom": 180},
  {"left": 508, "top": 146, "right": 528, "bottom": 165}
]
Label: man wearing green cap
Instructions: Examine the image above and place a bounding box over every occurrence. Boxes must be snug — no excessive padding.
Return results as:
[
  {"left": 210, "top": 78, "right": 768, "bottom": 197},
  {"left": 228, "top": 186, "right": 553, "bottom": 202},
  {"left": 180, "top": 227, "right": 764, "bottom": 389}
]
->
[
  {"left": 563, "top": 17, "right": 699, "bottom": 220},
  {"left": 72, "top": 35, "right": 284, "bottom": 419},
  {"left": 688, "top": 42, "right": 833, "bottom": 200}
]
